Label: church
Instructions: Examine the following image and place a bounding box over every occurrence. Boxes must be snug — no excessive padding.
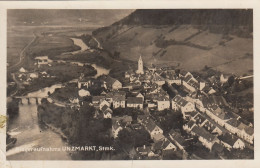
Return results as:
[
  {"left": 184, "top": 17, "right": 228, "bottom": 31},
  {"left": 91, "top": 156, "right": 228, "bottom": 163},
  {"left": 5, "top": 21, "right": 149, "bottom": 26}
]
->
[{"left": 136, "top": 55, "right": 144, "bottom": 74}]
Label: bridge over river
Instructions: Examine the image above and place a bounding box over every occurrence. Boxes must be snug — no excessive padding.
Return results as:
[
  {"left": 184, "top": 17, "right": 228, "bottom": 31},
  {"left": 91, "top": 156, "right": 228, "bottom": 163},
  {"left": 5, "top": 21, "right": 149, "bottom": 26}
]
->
[{"left": 12, "top": 96, "right": 47, "bottom": 105}]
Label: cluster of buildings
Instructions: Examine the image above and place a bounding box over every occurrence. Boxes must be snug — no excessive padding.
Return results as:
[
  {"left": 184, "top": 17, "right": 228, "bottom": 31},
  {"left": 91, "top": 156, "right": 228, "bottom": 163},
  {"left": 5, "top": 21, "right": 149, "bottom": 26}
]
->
[
  {"left": 14, "top": 67, "right": 55, "bottom": 86},
  {"left": 37, "top": 54, "right": 253, "bottom": 159},
  {"left": 34, "top": 56, "right": 53, "bottom": 67},
  {"left": 76, "top": 56, "right": 253, "bottom": 154}
]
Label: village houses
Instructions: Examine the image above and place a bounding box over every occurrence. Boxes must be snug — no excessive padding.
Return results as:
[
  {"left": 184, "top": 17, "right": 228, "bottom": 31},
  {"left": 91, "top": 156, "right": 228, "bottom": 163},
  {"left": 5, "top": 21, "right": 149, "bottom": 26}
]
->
[
  {"left": 35, "top": 56, "right": 52, "bottom": 67},
  {"left": 112, "top": 116, "right": 133, "bottom": 138},
  {"left": 127, "top": 97, "right": 143, "bottom": 109},
  {"left": 137, "top": 115, "right": 164, "bottom": 141},
  {"left": 168, "top": 129, "right": 187, "bottom": 151},
  {"left": 101, "top": 76, "right": 122, "bottom": 90},
  {"left": 219, "top": 133, "right": 245, "bottom": 151},
  {"left": 157, "top": 96, "right": 170, "bottom": 111},
  {"left": 172, "top": 95, "right": 196, "bottom": 119}
]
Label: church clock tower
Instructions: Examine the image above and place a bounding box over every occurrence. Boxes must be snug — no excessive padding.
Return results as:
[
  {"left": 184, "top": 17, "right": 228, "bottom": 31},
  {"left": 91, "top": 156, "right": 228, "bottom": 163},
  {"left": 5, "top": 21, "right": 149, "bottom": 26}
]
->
[{"left": 136, "top": 55, "right": 144, "bottom": 74}]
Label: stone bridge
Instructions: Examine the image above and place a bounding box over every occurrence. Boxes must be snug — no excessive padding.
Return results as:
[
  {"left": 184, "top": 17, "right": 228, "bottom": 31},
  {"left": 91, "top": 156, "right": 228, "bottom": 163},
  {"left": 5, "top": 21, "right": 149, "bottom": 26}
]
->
[{"left": 13, "top": 96, "right": 47, "bottom": 105}]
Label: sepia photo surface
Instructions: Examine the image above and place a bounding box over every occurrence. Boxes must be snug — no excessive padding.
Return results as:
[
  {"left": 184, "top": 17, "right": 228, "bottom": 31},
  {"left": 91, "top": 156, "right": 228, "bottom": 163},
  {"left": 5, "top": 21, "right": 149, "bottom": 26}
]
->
[
  {"left": 5, "top": 8, "right": 254, "bottom": 160},
  {"left": 1, "top": 0, "right": 260, "bottom": 167}
]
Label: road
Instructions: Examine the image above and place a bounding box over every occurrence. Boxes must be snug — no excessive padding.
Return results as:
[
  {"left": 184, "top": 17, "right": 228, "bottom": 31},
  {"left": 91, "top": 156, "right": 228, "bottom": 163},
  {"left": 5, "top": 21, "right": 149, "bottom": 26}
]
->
[
  {"left": 8, "top": 32, "right": 37, "bottom": 72},
  {"left": 92, "top": 36, "right": 103, "bottom": 49}
]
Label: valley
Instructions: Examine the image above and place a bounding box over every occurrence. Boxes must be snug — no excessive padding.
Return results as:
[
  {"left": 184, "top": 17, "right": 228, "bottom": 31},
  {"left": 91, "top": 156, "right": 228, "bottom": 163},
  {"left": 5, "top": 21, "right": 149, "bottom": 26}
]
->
[{"left": 93, "top": 9, "right": 253, "bottom": 76}]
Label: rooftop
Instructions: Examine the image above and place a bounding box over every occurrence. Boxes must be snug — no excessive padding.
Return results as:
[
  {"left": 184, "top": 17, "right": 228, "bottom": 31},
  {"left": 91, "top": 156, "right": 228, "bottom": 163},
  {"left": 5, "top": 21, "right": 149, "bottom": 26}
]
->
[
  {"left": 127, "top": 97, "right": 143, "bottom": 104},
  {"left": 35, "top": 56, "right": 48, "bottom": 60},
  {"left": 191, "top": 126, "right": 217, "bottom": 142},
  {"left": 219, "top": 133, "right": 241, "bottom": 146}
]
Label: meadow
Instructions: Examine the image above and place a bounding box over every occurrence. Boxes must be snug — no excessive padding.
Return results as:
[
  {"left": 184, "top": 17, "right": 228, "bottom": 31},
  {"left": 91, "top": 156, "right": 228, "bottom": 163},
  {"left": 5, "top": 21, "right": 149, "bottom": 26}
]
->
[{"left": 95, "top": 24, "right": 253, "bottom": 76}]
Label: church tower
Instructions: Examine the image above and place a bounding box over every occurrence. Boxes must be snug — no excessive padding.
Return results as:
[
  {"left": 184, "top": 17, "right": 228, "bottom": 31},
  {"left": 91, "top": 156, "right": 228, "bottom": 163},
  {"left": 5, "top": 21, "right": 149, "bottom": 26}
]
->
[{"left": 136, "top": 55, "right": 144, "bottom": 74}]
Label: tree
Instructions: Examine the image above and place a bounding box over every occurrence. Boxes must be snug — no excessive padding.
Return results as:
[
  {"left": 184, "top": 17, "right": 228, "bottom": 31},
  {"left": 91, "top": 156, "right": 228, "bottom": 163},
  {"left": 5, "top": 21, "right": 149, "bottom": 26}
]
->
[
  {"left": 228, "top": 76, "right": 235, "bottom": 86},
  {"left": 117, "top": 128, "right": 134, "bottom": 145},
  {"left": 103, "top": 118, "right": 112, "bottom": 128},
  {"left": 132, "top": 129, "right": 151, "bottom": 147},
  {"left": 7, "top": 99, "right": 19, "bottom": 116},
  {"left": 79, "top": 103, "right": 95, "bottom": 120}
]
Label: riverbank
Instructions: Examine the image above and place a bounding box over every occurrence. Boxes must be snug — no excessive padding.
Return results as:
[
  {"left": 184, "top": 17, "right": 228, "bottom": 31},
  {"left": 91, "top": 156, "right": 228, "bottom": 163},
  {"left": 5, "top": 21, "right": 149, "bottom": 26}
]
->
[
  {"left": 42, "top": 121, "right": 68, "bottom": 142},
  {"left": 7, "top": 100, "right": 71, "bottom": 160},
  {"left": 37, "top": 101, "right": 114, "bottom": 159}
]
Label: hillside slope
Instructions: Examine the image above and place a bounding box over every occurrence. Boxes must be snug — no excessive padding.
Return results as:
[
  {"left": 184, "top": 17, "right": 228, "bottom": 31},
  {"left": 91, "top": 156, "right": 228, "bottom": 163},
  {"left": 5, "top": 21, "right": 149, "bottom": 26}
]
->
[{"left": 93, "top": 9, "right": 253, "bottom": 75}]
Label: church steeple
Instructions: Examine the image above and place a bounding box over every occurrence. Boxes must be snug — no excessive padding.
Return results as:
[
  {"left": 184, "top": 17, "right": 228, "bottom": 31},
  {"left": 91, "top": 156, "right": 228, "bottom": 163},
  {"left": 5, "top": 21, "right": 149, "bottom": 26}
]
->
[{"left": 136, "top": 55, "right": 144, "bottom": 74}]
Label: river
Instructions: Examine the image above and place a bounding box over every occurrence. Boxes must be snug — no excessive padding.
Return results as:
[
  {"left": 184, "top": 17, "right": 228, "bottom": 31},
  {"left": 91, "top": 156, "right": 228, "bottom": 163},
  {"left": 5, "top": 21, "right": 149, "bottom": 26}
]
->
[
  {"left": 6, "top": 100, "right": 71, "bottom": 160},
  {"left": 6, "top": 66, "right": 108, "bottom": 160},
  {"left": 62, "top": 37, "right": 110, "bottom": 77},
  {"left": 6, "top": 35, "right": 111, "bottom": 160},
  {"left": 70, "top": 38, "right": 89, "bottom": 55}
]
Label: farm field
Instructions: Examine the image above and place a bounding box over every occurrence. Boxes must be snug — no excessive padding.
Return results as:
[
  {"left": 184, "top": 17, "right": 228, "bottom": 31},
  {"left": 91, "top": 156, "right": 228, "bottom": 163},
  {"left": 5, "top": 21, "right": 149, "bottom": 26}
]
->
[
  {"left": 7, "top": 27, "right": 35, "bottom": 67},
  {"left": 96, "top": 24, "right": 253, "bottom": 76},
  {"left": 7, "top": 26, "right": 95, "bottom": 68},
  {"left": 28, "top": 35, "right": 80, "bottom": 59}
]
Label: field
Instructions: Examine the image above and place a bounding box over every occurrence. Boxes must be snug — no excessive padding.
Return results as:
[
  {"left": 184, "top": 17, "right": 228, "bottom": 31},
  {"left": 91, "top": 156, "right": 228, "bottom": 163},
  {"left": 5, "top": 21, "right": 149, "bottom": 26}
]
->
[
  {"left": 7, "top": 26, "right": 95, "bottom": 69},
  {"left": 7, "top": 27, "right": 35, "bottom": 67},
  {"left": 95, "top": 24, "right": 253, "bottom": 76},
  {"left": 28, "top": 35, "right": 80, "bottom": 59}
]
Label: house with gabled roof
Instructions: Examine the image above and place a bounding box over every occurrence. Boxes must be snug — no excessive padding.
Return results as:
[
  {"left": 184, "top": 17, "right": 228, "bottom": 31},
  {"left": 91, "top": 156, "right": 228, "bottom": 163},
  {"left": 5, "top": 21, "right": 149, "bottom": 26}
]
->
[
  {"left": 157, "top": 96, "right": 170, "bottom": 111},
  {"left": 161, "top": 138, "right": 177, "bottom": 151},
  {"left": 225, "top": 118, "right": 240, "bottom": 134},
  {"left": 147, "top": 83, "right": 161, "bottom": 94},
  {"left": 105, "top": 92, "right": 114, "bottom": 104},
  {"left": 182, "top": 72, "right": 199, "bottom": 93},
  {"left": 146, "top": 120, "right": 163, "bottom": 140},
  {"left": 136, "top": 145, "right": 158, "bottom": 158},
  {"left": 193, "top": 113, "right": 208, "bottom": 127},
  {"left": 172, "top": 95, "right": 195, "bottom": 119},
  {"left": 35, "top": 56, "right": 52, "bottom": 67},
  {"left": 137, "top": 115, "right": 149, "bottom": 124},
  {"left": 101, "top": 76, "right": 122, "bottom": 90},
  {"left": 204, "top": 107, "right": 231, "bottom": 127},
  {"left": 127, "top": 97, "right": 143, "bottom": 109},
  {"left": 183, "top": 120, "right": 196, "bottom": 132},
  {"left": 219, "top": 133, "right": 245, "bottom": 151},
  {"left": 105, "top": 90, "right": 126, "bottom": 104},
  {"left": 190, "top": 111, "right": 199, "bottom": 118},
  {"left": 113, "top": 116, "right": 133, "bottom": 126},
  {"left": 112, "top": 95, "right": 126, "bottom": 109},
  {"left": 77, "top": 76, "right": 93, "bottom": 89},
  {"left": 92, "top": 96, "right": 105, "bottom": 104},
  {"left": 99, "top": 99, "right": 110, "bottom": 110},
  {"left": 164, "top": 71, "right": 181, "bottom": 85},
  {"left": 112, "top": 119, "right": 123, "bottom": 138},
  {"left": 137, "top": 116, "right": 165, "bottom": 141},
  {"left": 100, "top": 91, "right": 107, "bottom": 96},
  {"left": 152, "top": 138, "right": 177, "bottom": 154},
  {"left": 237, "top": 122, "right": 254, "bottom": 144},
  {"left": 203, "top": 121, "right": 223, "bottom": 136},
  {"left": 190, "top": 125, "right": 220, "bottom": 150},
  {"left": 152, "top": 73, "right": 166, "bottom": 86},
  {"left": 136, "top": 93, "right": 144, "bottom": 101},
  {"left": 19, "top": 67, "right": 28, "bottom": 73},
  {"left": 92, "top": 96, "right": 106, "bottom": 108},
  {"left": 200, "top": 95, "right": 229, "bottom": 110},
  {"left": 168, "top": 129, "right": 187, "bottom": 151},
  {"left": 101, "top": 104, "right": 113, "bottom": 119}
]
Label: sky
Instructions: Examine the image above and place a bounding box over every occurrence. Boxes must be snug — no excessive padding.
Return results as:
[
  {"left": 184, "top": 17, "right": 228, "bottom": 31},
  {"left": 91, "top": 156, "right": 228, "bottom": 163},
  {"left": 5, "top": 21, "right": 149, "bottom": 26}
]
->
[{"left": 7, "top": 9, "right": 135, "bottom": 27}]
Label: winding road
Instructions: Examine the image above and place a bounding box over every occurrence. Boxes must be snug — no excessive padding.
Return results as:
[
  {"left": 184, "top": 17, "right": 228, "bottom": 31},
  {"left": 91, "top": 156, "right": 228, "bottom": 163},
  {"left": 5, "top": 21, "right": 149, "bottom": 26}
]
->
[
  {"left": 92, "top": 36, "right": 103, "bottom": 49},
  {"left": 8, "top": 33, "right": 37, "bottom": 72}
]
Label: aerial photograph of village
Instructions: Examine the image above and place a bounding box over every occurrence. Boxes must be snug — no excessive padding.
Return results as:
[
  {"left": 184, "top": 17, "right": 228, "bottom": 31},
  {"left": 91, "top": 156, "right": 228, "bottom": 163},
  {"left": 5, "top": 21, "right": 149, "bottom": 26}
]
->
[{"left": 6, "top": 9, "right": 253, "bottom": 160}]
